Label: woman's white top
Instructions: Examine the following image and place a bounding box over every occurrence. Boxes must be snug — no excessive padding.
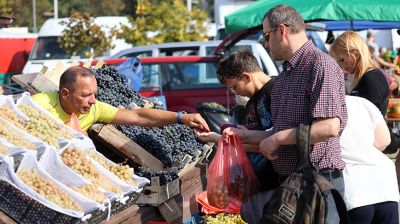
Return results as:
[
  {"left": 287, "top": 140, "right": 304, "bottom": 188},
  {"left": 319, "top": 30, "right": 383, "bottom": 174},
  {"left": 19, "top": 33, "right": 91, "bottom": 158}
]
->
[{"left": 340, "top": 96, "right": 399, "bottom": 210}]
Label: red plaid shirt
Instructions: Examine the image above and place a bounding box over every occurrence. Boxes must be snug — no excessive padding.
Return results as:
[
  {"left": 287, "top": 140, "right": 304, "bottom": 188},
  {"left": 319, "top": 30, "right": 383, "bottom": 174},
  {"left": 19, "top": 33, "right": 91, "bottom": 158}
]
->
[{"left": 270, "top": 41, "right": 347, "bottom": 176}]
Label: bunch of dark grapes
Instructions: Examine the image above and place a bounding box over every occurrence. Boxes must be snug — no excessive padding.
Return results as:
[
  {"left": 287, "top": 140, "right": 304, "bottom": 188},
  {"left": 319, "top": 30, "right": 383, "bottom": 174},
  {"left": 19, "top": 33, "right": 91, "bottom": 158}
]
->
[
  {"left": 115, "top": 124, "right": 204, "bottom": 167},
  {"left": 136, "top": 167, "right": 179, "bottom": 186},
  {"left": 92, "top": 65, "right": 205, "bottom": 167},
  {"left": 91, "top": 66, "right": 163, "bottom": 109}
]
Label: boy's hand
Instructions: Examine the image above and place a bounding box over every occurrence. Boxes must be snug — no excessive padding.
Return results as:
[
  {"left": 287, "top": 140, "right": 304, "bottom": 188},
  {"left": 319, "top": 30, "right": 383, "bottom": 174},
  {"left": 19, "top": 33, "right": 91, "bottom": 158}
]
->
[{"left": 194, "top": 130, "right": 220, "bottom": 143}]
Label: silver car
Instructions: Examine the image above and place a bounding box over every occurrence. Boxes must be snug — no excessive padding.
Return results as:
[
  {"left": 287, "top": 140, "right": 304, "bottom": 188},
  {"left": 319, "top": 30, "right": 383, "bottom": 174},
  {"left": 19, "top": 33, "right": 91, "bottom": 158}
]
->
[{"left": 111, "top": 40, "right": 279, "bottom": 76}]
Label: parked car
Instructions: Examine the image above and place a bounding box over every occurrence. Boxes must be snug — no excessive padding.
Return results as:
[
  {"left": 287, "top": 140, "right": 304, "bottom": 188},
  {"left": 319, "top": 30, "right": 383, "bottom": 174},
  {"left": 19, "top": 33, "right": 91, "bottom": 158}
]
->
[
  {"left": 99, "top": 56, "right": 235, "bottom": 113},
  {"left": 111, "top": 40, "right": 279, "bottom": 76},
  {"left": 22, "top": 17, "right": 132, "bottom": 74}
]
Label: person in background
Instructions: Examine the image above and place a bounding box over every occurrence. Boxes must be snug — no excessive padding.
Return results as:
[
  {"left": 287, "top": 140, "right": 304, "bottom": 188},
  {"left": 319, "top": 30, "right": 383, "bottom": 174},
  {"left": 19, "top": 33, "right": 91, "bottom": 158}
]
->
[
  {"left": 379, "top": 47, "right": 388, "bottom": 60},
  {"left": 330, "top": 31, "right": 390, "bottom": 116},
  {"left": 224, "top": 5, "right": 348, "bottom": 223},
  {"left": 394, "top": 49, "right": 400, "bottom": 75},
  {"left": 340, "top": 95, "right": 399, "bottom": 224},
  {"left": 330, "top": 31, "right": 400, "bottom": 158},
  {"left": 366, "top": 30, "right": 396, "bottom": 70},
  {"left": 368, "top": 45, "right": 399, "bottom": 96},
  {"left": 366, "top": 30, "right": 379, "bottom": 57},
  {"left": 196, "top": 49, "right": 279, "bottom": 191},
  {"left": 32, "top": 66, "right": 210, "bottom": 132}
]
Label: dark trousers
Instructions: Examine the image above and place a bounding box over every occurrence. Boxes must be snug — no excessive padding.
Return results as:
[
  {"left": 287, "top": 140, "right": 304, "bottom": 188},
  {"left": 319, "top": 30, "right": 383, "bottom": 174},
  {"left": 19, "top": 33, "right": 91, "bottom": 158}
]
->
[{"left": 348, "top": 201, "right": 399, "bottom": 224}]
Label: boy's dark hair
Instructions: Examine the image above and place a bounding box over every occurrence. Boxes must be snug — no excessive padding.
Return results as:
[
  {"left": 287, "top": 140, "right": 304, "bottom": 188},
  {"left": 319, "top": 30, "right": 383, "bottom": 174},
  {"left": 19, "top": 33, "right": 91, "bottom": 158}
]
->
[
  {"left": 217, "top": 49, "right": 262, "bottom": 84},
  {"left": 59, "top": 66, "right": 95, "bottom": 91}
]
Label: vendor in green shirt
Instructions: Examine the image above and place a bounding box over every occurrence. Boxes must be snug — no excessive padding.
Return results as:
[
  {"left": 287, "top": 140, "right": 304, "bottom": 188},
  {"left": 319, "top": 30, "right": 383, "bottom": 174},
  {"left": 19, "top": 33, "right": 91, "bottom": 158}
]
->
[{"left": 32, "top": 66, "right": 210, "bottom": 132}]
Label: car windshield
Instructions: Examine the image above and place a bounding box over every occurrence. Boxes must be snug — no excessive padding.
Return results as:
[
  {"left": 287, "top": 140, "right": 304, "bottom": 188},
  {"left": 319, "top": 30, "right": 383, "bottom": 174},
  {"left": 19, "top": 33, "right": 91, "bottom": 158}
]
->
[
  {"left": 206, "top": 45, "right": 252, "bottom": 56},
  {"left": 30, "top": 36, "right": 88, "bottom": 60},
  {"left": 139, "top": 60, "right": 222, "bottom": 91}
]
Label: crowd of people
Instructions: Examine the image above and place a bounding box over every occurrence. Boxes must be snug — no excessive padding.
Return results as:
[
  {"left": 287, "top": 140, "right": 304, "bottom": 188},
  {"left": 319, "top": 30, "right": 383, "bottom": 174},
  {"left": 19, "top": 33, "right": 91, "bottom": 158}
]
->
[
  {"left": 195, "top": 5, "right": 400, "bottom": 224},
  {"left": 29, "top": 4, "right": 400, "bottom": 224}
]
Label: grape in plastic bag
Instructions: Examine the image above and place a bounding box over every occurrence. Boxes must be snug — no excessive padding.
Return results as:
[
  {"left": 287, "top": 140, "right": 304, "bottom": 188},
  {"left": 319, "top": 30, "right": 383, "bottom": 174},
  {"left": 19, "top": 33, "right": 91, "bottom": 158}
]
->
[{"left": 206, "top": 133, "right": 260, "bottom": 209}]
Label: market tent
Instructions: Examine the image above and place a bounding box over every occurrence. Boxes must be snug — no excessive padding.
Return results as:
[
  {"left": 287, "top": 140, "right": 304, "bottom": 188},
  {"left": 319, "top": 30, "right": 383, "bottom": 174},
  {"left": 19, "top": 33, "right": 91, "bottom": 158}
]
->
[
  {"left": 225, "top": 0, "right": 400, "bottom": 34},
  {"left": 320, "top": 21, "right": 400, "bottom": 31}
]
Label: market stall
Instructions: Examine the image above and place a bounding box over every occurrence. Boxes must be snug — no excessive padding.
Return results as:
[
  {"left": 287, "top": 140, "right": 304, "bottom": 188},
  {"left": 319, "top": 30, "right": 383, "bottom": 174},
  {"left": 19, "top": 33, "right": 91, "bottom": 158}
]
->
[{"left": 0, "top": 61, "right": 214, "bottom": 223}]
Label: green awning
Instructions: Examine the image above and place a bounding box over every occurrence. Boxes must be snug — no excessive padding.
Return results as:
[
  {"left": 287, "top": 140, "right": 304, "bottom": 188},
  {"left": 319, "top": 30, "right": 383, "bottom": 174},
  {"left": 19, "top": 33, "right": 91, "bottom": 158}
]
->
[{"left": 225, "top": 0, "right": 400, "bottom": 34}]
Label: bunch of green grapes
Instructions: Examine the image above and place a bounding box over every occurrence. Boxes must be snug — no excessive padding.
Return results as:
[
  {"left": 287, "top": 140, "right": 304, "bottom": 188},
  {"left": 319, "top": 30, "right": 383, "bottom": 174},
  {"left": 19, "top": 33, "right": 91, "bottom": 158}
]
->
[
  {"left": 0, "top": 143, "right": 9, "bottom": 155},
  {"left": 18, "top": 104, "right": 74, "bottom": 147},
  {"left": 0, "top": 119, "right": 35, "bottom": 150},
  {"left": 87, "top": 151, "right": 139, "bottom": 186},
  {"left": 61, "top": 148, "right": 122, "bottom": 194},
  {"left": 18, "top": 169, "right": 82, "bottom": 211},
  {"left": 0, "top": 106, "right": 25, "bottom": 129},
  {"left": 69, "top": 184, "right": 108, "bottom": 204},
  {"left": 201, "top": 213, "right": 247, "bottom": 224}
]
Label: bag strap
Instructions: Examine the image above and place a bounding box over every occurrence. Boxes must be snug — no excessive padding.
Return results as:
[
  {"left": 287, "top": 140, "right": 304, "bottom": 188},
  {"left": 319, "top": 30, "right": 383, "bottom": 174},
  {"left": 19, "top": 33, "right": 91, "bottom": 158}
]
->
[
  {"left": 313, "top": 174, "right": 349, "bottom": 223},
  {"left": 295, "top": 123, "right": 313, "bottom": 171},
  {"left": 296, "top": 123, "right": 350, "bottom": 223},
  {"left": 331, "top": 189, "right": 350, "bottom": 224}
]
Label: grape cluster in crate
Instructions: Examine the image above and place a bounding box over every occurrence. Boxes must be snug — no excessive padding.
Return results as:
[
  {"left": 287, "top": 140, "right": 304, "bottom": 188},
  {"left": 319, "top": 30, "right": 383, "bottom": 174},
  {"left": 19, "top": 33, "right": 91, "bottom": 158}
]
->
[{"left": 92, "top": 65, "right": 206, "bottom": 168}]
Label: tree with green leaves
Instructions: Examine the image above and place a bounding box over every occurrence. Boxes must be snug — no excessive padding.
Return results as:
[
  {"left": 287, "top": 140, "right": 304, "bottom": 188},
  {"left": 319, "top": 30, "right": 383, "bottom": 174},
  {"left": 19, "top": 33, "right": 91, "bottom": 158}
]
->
[
  {"left": 4, "top": 0, "right": 128, "bottom": 31},
  {"left": 58, "top": 10, "right": 113, "bottom": 58},
  {"left": 0, "top": 0, "right": 14, "bottom": 16},
  {"left": 116, "top": 0, "right": 209, "bottom": 45}
]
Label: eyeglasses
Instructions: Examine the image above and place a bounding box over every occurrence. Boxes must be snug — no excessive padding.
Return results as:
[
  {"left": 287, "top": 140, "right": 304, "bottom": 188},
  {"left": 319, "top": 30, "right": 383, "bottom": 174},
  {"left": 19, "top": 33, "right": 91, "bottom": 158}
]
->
[
  {"left": 263, "top": 26, "right": 279, "bottom": 42},
  {"left": 262, "top": 24, "right": 289, "bottom": 42}
]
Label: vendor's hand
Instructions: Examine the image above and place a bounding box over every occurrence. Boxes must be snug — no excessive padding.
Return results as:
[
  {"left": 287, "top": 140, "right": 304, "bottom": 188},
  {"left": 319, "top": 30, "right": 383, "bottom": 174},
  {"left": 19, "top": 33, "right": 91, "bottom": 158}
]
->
[
  {"left": 194, "top": 130, "right": 220, "bottom": 143},
  {"left": 181, "top": 113, "right": 210, "bottom": 132},
  {"left": 259, "top": 136, "right": 279, "bottom": 160}
]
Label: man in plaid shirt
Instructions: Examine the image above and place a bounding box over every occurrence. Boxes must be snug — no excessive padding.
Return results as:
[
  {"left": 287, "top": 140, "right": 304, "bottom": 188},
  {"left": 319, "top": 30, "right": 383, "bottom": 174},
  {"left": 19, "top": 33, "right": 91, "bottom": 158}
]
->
[{"left": 226, "top": 5, "right": 348, "bottom": 224}]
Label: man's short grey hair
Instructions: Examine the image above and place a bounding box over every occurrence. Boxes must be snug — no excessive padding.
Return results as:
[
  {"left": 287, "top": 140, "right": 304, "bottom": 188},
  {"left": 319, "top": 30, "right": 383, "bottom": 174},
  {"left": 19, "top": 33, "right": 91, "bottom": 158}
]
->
[
  {"left": 59, "top": 66, "right": 95, "bottom": 91},
  {"left": 263, "top": 4, "right": 305, "bottom": 34}
]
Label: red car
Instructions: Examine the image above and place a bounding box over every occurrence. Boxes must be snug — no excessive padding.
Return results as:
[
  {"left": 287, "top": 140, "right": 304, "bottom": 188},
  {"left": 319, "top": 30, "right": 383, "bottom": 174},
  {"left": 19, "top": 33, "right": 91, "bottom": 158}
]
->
[{"left": 98, "top": 56, "right": 235, "bottom": 113}]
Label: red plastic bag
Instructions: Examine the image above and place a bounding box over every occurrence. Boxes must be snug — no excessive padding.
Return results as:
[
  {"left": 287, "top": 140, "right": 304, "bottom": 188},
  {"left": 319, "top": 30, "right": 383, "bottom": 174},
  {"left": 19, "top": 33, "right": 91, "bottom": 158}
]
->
[
  {"left": 197, "top": 191, "right": 241, "bottom": 214},
  {"left": 204, "top": 133, "right": 260, "bottom": 212},
  {"left": 64, "top": 113, "right": 85, "bottom": 135}
]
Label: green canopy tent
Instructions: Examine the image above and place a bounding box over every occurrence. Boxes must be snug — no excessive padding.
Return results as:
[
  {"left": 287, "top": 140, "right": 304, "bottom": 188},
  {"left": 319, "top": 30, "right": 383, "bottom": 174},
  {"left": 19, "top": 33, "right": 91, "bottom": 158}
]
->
[
  {"left": 212, "top": 0, "right": 400, "bottom": 55},
  {"left": 225, "top": 0, "right": 400, "bottom": 34}
]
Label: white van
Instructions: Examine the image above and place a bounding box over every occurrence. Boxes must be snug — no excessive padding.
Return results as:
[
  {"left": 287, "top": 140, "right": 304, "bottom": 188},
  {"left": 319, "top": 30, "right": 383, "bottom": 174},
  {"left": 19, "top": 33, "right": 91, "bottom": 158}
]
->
[
  {"left": 22, "top": 17, "right": 132, "bottom": 74},
  {"left": 111, "top": 40, "right": 279, "bottom": 76}
]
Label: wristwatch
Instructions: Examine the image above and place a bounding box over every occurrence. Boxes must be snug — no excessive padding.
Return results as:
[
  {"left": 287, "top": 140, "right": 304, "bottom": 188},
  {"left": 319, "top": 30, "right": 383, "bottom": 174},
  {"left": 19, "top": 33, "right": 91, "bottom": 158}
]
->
[{"left": 176, "top": 111, "right": 187, "bottom": 124}]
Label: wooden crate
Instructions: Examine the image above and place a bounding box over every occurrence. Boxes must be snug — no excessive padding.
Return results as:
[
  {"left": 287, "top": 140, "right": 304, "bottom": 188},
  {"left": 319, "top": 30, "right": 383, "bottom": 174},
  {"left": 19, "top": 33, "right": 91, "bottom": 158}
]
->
[
  {"left": 101, "top": 163, "right": 208, "bottom": 224},
  {"left": 88, "top": 123, "right": 211, "bottom": 221},
  {"left": 88, "top": 124, "right": 212, "bottom": 173},
  {"left": 135, "top": 177, "right": 180, "bottom": 206},
  {"left": 0, "top": 163, "right": 208, "bottom": 224},
  {"left": 89, "top": 124, "right": 166, "bottom": 172}
]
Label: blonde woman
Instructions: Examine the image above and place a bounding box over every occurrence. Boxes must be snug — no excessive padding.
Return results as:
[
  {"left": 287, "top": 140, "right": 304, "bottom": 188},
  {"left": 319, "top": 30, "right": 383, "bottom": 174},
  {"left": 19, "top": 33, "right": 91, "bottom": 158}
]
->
[{"left": 329, "top": 31, "right": 390, "bottom": 116}]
